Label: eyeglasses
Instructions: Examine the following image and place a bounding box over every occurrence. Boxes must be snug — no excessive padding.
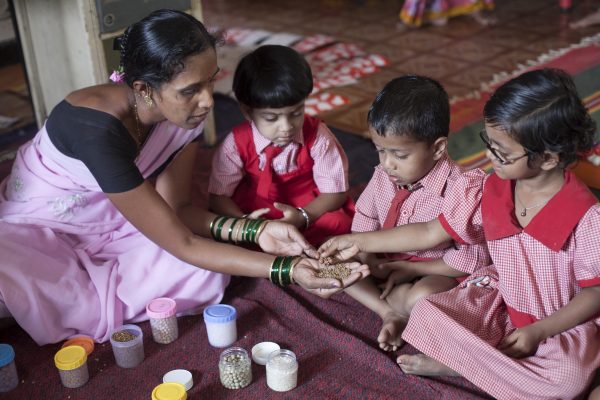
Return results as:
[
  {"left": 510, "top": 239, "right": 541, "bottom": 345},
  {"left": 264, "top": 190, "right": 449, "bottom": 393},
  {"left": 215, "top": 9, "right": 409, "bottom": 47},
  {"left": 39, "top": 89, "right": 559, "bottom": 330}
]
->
[{"left": 479, "top": 130, "right": 529, "bottom": 165}]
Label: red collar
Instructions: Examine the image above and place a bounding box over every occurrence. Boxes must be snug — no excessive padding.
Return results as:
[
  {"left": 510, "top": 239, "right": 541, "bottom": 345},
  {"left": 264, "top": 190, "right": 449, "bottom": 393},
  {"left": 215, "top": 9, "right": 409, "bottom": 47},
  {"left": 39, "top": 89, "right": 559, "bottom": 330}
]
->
[{"left": 482, "top": 171, "right": 598, "bottom": 251}]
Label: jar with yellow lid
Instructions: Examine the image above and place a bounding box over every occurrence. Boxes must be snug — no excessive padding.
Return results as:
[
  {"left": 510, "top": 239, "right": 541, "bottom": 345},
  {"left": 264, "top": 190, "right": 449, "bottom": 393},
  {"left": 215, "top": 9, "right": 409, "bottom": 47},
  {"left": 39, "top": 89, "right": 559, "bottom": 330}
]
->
[
  {"left": 54, "top": 345, "right": 89, "bottom": 388},
  {"left": 151, "top": 382, "right": 187, "bottom": 400}
]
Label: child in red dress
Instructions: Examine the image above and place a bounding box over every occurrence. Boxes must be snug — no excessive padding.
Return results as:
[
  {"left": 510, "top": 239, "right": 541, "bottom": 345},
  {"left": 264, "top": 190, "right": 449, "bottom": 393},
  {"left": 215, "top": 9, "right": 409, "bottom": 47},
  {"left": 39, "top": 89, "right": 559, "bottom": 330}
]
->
[{"left": 208, "top": 45, "right": 354, "bottom": 247}]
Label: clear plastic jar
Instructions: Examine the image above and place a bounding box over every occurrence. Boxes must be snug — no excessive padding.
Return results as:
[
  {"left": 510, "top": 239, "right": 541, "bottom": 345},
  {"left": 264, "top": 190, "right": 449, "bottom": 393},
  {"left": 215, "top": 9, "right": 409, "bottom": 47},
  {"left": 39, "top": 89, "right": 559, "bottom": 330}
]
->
[
  {"left": 147, "top": 297, "right": 178, "bottom": 344},
  {"left": 203, "top": 304, "right": 237, "bottom": 348},
  {"left": 110, "top": 324, "right": 145, "bottom": 368},
  {"left": 54, "top": 345, "right": 89, "bottom": 388},
  {"left": 218, "top": 347, "right": 252, "bottom": 389},
  {"left": 0, "top": 344, "right": 18, "bottom": 392},
  {"left": 266, "top": 349, "right": 298, "bottom": 392}
]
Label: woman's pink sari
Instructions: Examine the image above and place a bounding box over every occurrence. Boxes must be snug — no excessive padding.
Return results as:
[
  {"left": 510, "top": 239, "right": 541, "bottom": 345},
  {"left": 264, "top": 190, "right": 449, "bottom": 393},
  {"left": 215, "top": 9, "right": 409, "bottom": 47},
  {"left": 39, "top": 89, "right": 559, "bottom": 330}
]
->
[{"left": 0, "top": 120, "right": 229, "bottom": 345}]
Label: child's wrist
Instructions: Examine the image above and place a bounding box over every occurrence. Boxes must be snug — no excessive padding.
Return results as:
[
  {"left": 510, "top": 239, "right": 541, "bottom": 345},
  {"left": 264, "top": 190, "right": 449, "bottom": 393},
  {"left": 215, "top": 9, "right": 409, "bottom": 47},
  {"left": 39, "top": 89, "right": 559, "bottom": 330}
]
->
[{"left": 296, "top": 207, "right": 310, "bottom": 230}]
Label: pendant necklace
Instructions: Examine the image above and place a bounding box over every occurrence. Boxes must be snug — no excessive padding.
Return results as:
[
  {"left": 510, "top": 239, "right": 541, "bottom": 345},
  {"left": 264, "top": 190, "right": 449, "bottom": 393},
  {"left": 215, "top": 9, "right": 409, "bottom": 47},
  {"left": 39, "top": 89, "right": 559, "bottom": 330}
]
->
[{"left": 514, "top": 184, "right": 550, "bottom": 217}]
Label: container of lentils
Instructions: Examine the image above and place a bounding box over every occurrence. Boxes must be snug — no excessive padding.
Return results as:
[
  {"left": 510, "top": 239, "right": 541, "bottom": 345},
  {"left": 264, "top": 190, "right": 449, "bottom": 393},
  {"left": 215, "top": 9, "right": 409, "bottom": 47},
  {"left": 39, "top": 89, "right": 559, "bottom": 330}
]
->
[
  {"left": 146, "top": 297, "right": 178, "bottom": 344},
  {"left": 54, "top": 345, "right": 89, "bottom": 388},
  {"left": 218, "top": 347, "right": 252, "bottom": 389},
  {"left": 266, "top": 349, "right": 298, "bottom": 392},
  {"left": 110, "top": 324, "right": 144, "bottom": 368},
  {"left": 0, "top": 344, "right": 18, "bottom": 392},
  {"left": 203, "top": 304, "right": 237, "bottom": 348}
]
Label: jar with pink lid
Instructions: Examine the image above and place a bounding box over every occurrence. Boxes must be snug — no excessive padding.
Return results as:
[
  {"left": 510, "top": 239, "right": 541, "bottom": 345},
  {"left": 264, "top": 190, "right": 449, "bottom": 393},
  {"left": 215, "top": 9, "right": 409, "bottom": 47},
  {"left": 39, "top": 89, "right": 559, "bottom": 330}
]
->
[{"left": 146, "top": 297, "right": 178, "bottom": 344}]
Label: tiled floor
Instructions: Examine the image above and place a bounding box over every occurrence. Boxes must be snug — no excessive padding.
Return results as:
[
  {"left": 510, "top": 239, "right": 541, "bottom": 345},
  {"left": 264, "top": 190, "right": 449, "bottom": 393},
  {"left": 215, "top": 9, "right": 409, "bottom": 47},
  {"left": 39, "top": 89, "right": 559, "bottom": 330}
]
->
[
  {"left": 202, "top": 0, "right": 600, "bottom": 136},
  {"left": 1, "top": 0, "right": 600, "bottom": 140}
]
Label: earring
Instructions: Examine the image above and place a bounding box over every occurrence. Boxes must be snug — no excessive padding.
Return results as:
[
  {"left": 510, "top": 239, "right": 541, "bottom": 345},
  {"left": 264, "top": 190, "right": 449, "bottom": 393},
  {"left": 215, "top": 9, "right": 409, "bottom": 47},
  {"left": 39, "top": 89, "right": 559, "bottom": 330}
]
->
[{"left": 144, "top": 93, "right": 153, "bottom": 107}]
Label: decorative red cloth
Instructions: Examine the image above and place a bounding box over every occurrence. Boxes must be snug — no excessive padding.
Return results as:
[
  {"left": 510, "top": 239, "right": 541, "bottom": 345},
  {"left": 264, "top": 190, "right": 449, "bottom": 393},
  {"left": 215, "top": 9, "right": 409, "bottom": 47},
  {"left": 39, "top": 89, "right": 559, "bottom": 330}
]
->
[{"left": 231, "top": 116, "right": 354, "bottom": 246}]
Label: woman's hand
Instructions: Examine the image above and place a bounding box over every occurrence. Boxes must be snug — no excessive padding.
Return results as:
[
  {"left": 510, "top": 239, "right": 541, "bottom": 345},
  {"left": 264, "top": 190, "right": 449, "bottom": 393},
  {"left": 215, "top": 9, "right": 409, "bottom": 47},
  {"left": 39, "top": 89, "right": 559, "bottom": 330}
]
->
[
  {"left": 497, "top": 324, "right": 545, "bottom": 358},
  {"left": 257, "top": 221, "right": 318, "bottom": 258},
  {"left": 292, "top": 257, "right": 370, "bottom": 297},
  {"left": 318, "top": 234, "right": 363, "bottom": 260}
]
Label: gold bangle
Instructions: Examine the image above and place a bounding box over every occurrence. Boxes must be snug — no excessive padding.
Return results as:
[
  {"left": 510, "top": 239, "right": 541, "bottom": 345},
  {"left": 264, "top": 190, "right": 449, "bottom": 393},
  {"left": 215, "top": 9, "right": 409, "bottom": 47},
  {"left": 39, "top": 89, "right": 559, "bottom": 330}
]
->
[
  {"left": 253, "top": 220, "right": 269, "bottom": 244},
  {"left": 232, "top": 219, "right": 243, "bottom": 244},
  {"left": 289, "top": 256, "right": 301, "bottom": 284}
]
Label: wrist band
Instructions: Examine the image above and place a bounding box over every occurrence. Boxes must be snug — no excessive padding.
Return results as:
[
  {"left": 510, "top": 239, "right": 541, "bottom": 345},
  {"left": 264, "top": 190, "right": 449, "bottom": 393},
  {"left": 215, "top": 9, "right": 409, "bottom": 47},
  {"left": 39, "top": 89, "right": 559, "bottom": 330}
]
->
[{"left": 296, "top": 207, "right": 310, "bottom": 230}]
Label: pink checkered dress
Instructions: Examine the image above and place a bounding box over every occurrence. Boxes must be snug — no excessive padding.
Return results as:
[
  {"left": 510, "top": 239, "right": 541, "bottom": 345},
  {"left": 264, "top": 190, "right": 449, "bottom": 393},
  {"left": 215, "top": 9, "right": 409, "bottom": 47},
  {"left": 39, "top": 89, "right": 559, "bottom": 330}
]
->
[
  {"left": 352, "top": 154, "right": 490, "bottom": 274},
  {"left": 403, "top": 171, "right": 600, "bottom": 399}
]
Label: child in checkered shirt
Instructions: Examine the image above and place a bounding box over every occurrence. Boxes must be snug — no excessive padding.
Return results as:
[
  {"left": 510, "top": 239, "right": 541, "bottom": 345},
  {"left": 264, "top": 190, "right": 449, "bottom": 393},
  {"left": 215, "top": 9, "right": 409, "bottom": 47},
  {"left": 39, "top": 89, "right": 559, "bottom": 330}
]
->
[
  {"left": 343, "top": 75, "right": 490, "bottom": 352},
  {"left": 320, "top": 68, "right": 600, "bottom": 400},
  {"left": 208, "top": 44, "right": 354, "bottom": 247}
]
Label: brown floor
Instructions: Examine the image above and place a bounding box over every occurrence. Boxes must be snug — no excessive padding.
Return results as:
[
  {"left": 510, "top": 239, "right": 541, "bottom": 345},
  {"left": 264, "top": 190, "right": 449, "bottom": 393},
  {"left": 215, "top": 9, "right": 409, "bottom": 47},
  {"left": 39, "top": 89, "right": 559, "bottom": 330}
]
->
[
  {"left": 202, "top": 0, "right": 600, "bottom": 135},
  {"left": 1, "top": 0, "right": 600, "bottom": 139}
]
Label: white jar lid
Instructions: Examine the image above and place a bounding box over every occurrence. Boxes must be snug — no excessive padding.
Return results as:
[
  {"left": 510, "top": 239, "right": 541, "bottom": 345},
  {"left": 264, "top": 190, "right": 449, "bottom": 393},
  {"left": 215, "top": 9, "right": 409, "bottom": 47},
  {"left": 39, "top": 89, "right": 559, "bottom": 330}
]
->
[
  {"left": 252, "top": 342, "right": 280, "bottom": 365},
  {"left": 163, "top": 369, "right": 193, "bottom": 391}
]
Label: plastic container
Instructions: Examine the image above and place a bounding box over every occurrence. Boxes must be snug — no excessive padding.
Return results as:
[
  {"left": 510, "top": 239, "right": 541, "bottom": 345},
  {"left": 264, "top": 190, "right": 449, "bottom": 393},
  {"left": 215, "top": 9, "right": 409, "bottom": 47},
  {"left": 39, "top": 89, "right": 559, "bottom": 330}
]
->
[
  {"left": 218, "top": 347, "right": 252, "bottom": 389},
  {"left": 146, "top": 297, "right": 179, "bottom": 344},
  {"left": 61, "top": 335, "right": 95, "bottom": 355},
  {"left": 54, "top": 345, "right": 89, "bottom": 388},
  {"left": 266, "top": 349, "right": 298, "bottom": 392},
  {"left": 251, "top": 341, "right": 280, "bottom": 365},
  {"left": 151, "top": 382, "right": 187, "bottom": 400},
  {"left": 163, "top": 369, "right": 193, "bottom": 391},
  {"left": 203, "top": 304, "right": 237, "bottom": 348},
  {"left": 109, "top": 324, "right": 145, "bottom": 368},
  {"left": 0, "top": 344, "right": 18, "bottom": 392}
]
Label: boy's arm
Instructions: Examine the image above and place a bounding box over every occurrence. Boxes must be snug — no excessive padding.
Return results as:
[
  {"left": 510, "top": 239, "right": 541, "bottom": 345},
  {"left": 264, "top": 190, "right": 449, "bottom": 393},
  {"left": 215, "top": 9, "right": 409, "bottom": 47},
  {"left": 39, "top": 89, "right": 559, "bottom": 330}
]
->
[
  {"left": 379, "top": 258, "right": 468, "bottom": 279},
  {"left": 319, "top": 219, "right": 452, "bottom": 260}
]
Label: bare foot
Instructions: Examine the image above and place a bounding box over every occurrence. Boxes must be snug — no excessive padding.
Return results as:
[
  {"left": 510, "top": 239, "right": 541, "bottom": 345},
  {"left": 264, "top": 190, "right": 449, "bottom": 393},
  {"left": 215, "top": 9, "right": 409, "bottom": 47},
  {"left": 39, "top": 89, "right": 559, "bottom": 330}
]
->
[
  {"left": 397, "top": 353, "right": 459, "bottom": 376},
  {"left": 470, "top": 10, "right": 497, "bottom": 26},
  {"left": 377, "top": 311, "right": 407, "bottom": 352},
  {"left": 570, "top": 10, "right": 600, "bottom": 29}
]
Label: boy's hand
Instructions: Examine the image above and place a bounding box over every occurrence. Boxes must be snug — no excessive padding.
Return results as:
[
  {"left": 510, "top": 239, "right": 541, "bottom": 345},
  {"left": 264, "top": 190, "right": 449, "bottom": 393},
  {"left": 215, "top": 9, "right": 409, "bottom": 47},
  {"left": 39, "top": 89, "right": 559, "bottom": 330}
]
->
[
  {"left": 318, "top": 234, "right": 362, "bottom": 260},
  {"left": 274, "top": 202, "right": 305, "bottom": 229},
  {"left": 497, "top": 324, "right": 544, "bottom": 358},
  {"left": 245, "top": 207, "right": 270, "bottom": 219}
]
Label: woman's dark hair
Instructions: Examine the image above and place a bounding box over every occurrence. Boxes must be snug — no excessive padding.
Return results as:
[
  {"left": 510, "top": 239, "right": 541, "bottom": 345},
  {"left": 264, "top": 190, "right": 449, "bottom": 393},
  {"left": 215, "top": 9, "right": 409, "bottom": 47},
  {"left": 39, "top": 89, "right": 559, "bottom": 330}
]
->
[
  {"left": 117, "top": 9, "right": 217, "bottom": 88},
  {"left": 484, "top": 68, "right": 596, "bottom": 168},
  {"left": 367, "top": 75, "right": 450, "bottom": 144},
  {"left": 232, "top": 45, "right": 313, "bottom": 108}
]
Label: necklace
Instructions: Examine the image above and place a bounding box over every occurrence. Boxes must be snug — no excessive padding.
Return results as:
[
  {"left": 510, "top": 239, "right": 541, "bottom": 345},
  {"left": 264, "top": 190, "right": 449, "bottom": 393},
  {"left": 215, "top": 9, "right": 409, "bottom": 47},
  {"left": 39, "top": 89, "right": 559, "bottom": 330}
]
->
[
  {"left": 131, "top": 94, "right": 144, "bottom": 147},
  {"left": 514, "top": 184, "right": 550, "bottom": 217}
]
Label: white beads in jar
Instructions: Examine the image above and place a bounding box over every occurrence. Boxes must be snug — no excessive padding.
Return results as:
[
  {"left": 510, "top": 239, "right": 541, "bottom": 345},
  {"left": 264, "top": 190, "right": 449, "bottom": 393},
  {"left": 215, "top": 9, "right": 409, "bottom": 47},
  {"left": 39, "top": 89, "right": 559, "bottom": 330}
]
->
[
  {"left": 266, "top": 349, "right": 298, "bottom": 392},
  {"left": 0, "top": 344, "right": 18, "bottom": 393},
  {"left": 203, "top": 304, "right": 237, "bottom": 348}
]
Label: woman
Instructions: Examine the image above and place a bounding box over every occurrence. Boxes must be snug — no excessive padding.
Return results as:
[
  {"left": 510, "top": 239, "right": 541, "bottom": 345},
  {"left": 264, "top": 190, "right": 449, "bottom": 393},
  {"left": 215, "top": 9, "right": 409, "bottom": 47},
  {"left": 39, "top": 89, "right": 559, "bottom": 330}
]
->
[{"left": 0, "top": 9, "right": 368, "bottom": 345}]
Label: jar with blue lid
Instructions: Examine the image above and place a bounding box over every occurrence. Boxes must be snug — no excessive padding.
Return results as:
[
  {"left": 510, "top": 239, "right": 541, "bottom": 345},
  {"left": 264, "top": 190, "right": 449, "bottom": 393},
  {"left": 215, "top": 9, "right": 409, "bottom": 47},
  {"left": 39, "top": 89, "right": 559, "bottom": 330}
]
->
[
  {"left": 0, "top": 344, "right": 18, "bottom": 392},
  {"left": 203, "top": 304, "right": 237, "bottom": 347}
]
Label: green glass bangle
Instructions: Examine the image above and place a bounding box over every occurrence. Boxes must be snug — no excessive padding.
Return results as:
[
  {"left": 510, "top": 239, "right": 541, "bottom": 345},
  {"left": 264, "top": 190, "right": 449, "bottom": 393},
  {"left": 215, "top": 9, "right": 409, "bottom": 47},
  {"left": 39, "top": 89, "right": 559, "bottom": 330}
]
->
[
  {"left": 215, "top": 216, "right": 228, "bottom": 242},
  {"left": 227, "top": 218, "right": 239, "bottom": 243},
  {"left": 249, "top": 219, "right": 263, "bottom": 243},
  {"left": 279, "top": 256, "right": 294, "bottom": 285},
  {"left": 270, "top": 256, "right": 284, "bottom": 283},
  {"left": 210, "top": 216, "right": 224, "bottom": 240},
  {"left": 246, "top": 219, "right": 260, "bottom": 243}
]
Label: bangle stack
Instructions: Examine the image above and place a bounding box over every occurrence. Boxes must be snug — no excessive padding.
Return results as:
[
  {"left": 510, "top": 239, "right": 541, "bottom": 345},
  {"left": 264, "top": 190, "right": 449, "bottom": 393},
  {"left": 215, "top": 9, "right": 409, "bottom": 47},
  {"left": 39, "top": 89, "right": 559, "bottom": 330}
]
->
[
  {"left": 269, "top": 256, "right": 300, "bottom": 286},
  {"left": 209, "top": 216, "right": 269, "bottom": 244},
  {"left": 296, "top": 207, "right": 310, "bottom": 230}
]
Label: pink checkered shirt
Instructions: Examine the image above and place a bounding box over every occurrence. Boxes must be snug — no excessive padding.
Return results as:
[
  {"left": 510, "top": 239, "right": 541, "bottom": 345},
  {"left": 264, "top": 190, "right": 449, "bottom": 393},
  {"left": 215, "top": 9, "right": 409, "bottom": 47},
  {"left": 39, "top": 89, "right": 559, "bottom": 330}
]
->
[{"left": 352, "top": 154, "right": 489, "bottom": 274}]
